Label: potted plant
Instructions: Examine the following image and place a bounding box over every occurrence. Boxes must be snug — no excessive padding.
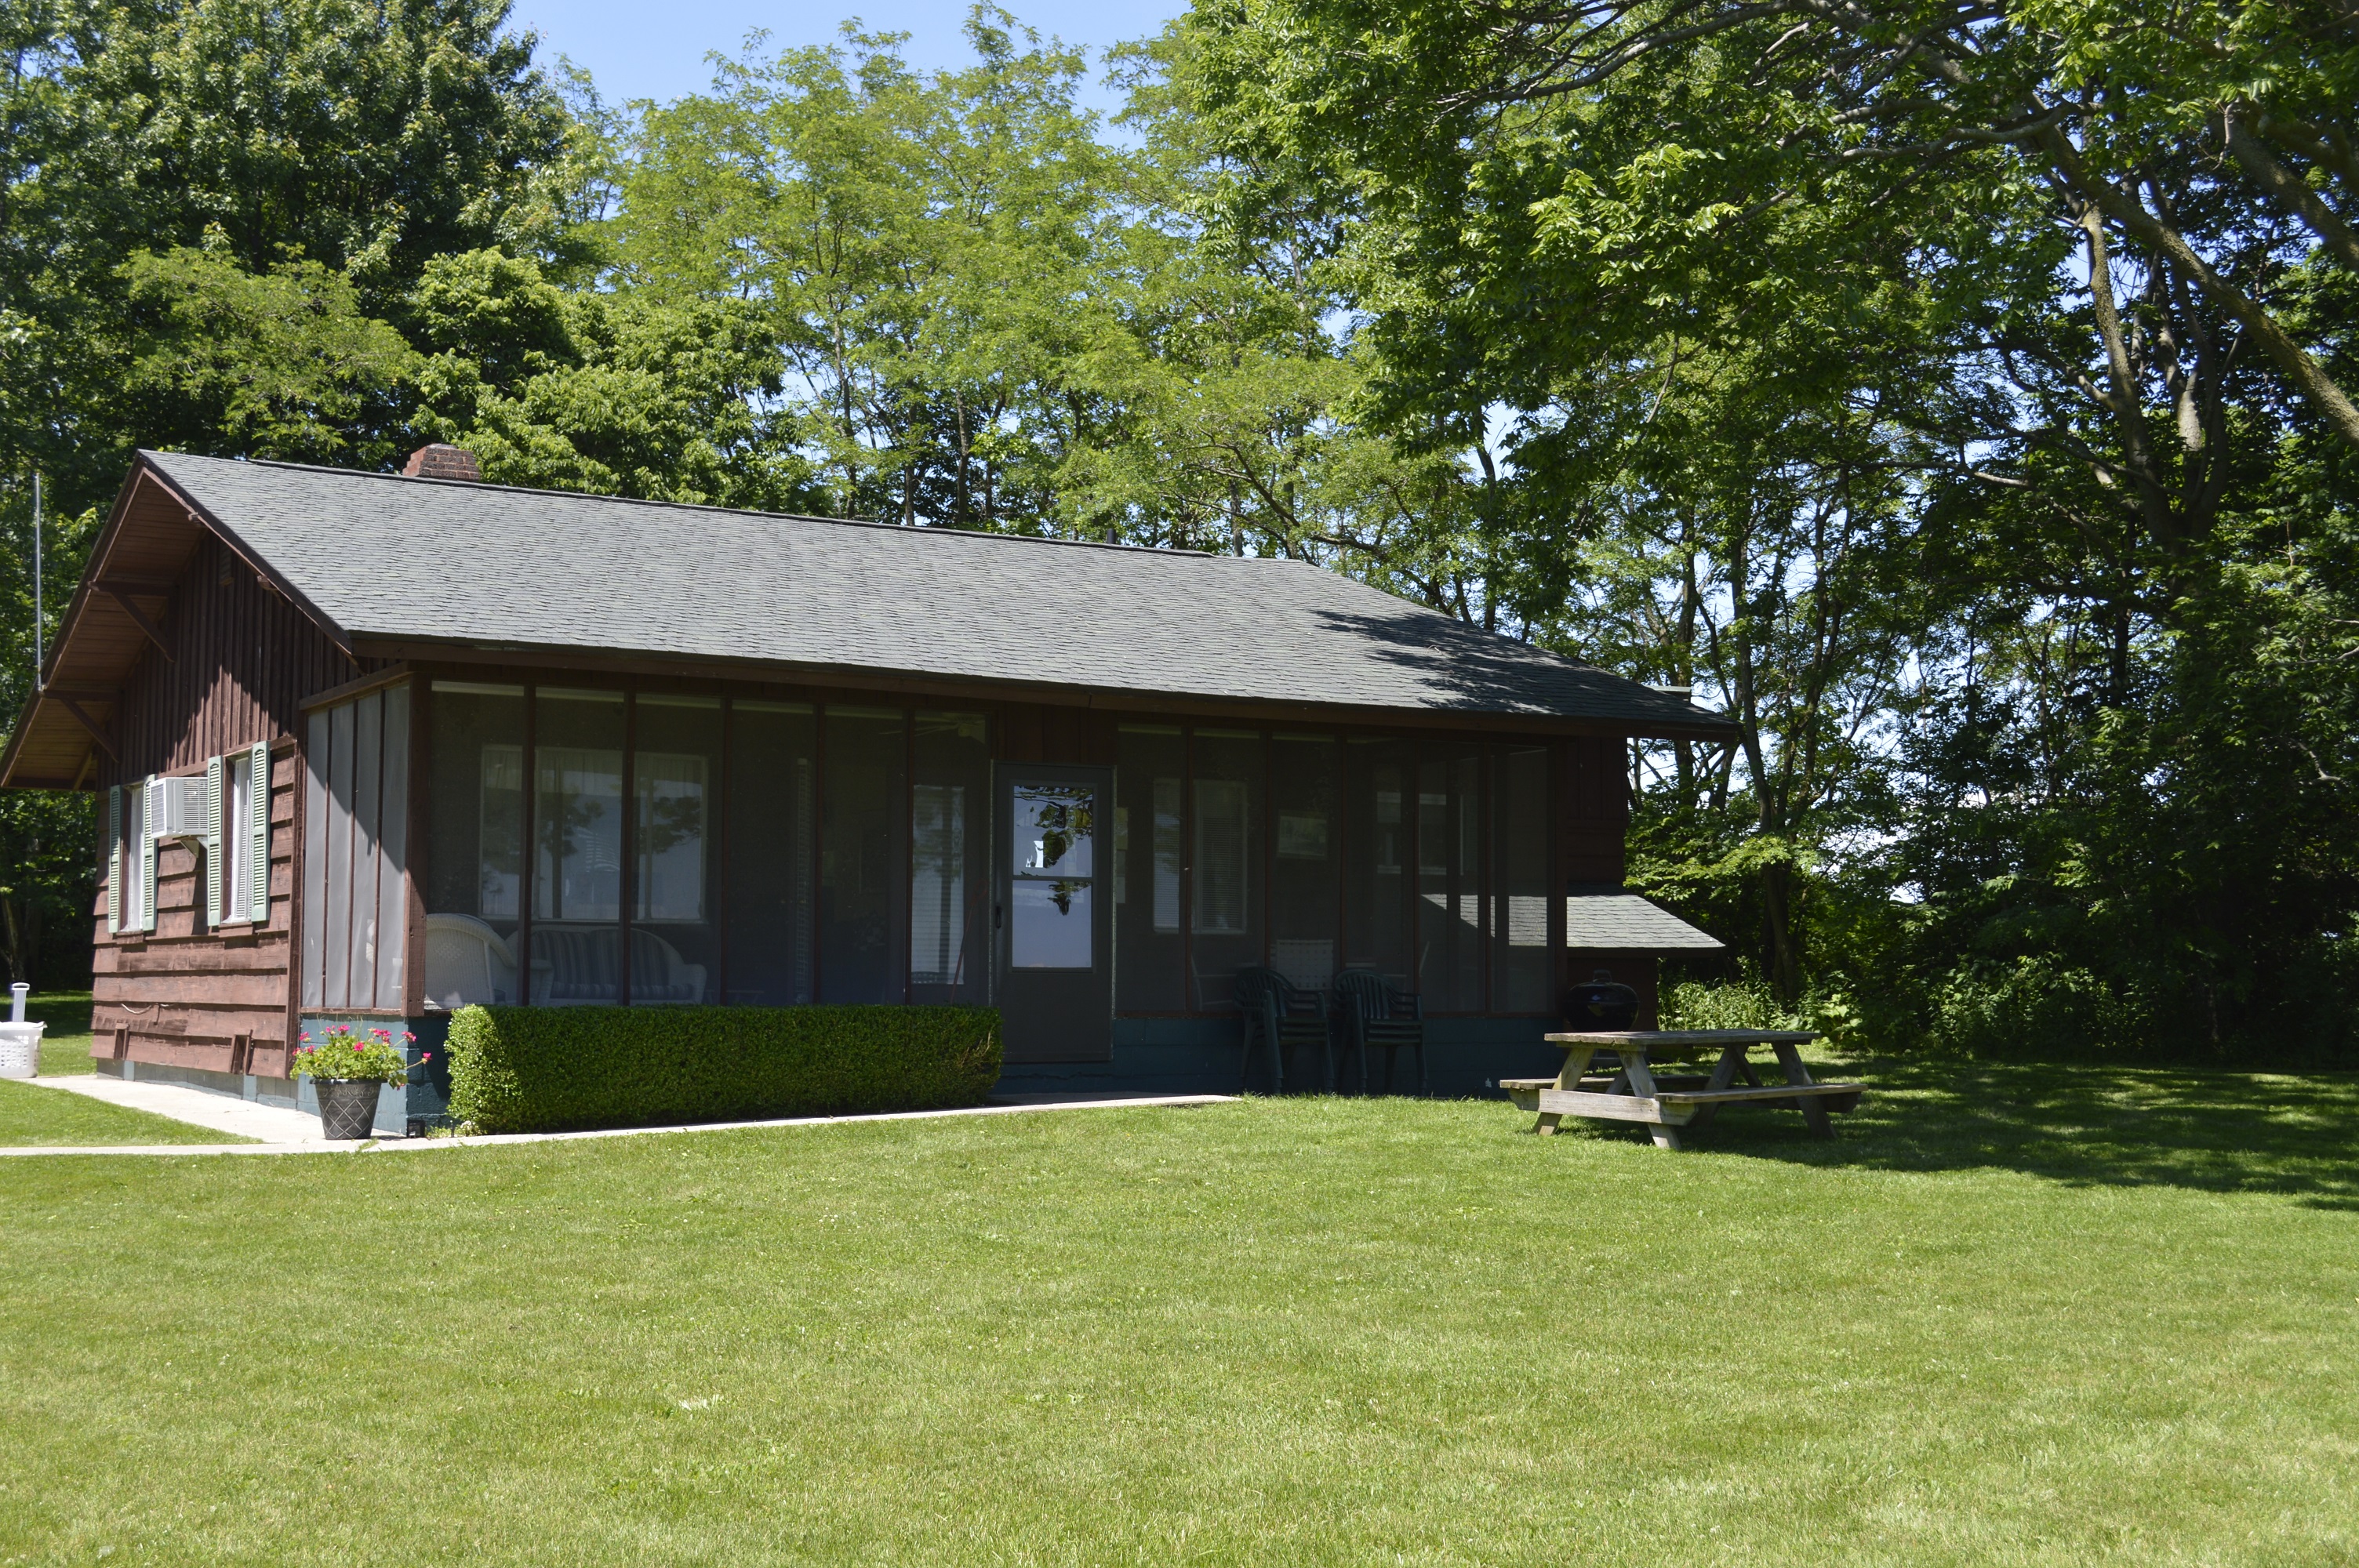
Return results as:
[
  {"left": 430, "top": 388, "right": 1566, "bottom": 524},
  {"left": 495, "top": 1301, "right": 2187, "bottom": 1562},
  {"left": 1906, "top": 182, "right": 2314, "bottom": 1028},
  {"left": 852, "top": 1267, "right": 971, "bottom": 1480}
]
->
[{"left": 288, "top": 1025, "right": 427, "bottom": 1139}]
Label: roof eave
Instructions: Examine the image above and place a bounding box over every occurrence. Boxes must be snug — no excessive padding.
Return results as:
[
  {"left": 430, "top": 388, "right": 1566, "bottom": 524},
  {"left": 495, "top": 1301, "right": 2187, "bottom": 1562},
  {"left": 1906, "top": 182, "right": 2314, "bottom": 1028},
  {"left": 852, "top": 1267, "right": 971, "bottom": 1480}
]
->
[
  {"left": 350, "top": 632, "right": 1736, "bottom": 738},
  {"left": 0, "top": 453, "right": 361, "bottom": 792}
]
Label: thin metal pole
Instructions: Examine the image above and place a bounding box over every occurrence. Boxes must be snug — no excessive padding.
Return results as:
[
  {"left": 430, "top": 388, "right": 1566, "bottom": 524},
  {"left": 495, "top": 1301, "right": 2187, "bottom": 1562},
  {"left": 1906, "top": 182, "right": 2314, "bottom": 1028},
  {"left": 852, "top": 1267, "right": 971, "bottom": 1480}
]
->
[{"left": 31, "top": 473, "right": 42, "bottom": 690}]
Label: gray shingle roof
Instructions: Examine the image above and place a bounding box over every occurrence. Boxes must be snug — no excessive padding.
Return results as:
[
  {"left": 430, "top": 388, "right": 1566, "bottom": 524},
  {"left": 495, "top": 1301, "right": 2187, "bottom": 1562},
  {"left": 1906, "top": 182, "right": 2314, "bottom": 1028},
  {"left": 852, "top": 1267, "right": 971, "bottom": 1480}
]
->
[
  {"left": 1563, "top": 889, "right": 1725, "bottom": 950},
  {"left": 147, "top": 452, "right": 1731, "bottom": 731}
]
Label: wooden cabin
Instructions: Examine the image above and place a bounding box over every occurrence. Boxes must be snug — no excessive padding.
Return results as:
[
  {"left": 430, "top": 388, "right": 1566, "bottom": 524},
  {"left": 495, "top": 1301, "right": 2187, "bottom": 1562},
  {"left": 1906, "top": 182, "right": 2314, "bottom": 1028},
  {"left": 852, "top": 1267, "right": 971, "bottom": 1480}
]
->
[{"left": 0, "top": 447, "right": 1732, "bottom": 1131}]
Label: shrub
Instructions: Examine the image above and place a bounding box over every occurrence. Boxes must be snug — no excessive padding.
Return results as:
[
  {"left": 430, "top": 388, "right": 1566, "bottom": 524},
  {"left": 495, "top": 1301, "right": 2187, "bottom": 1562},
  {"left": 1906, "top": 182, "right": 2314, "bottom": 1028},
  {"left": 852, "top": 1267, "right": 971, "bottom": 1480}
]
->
[{"left": 443, "top": 1004, "right": 1001, "bottom": 1134}]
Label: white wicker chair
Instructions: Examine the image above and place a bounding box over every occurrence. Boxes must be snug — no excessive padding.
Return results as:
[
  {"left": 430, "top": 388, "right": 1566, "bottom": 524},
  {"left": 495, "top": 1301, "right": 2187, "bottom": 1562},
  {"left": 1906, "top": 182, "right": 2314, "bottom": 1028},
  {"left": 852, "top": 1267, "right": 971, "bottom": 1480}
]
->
[{"left": 423, "top": 913, "right": 520, "bottom": 1009}]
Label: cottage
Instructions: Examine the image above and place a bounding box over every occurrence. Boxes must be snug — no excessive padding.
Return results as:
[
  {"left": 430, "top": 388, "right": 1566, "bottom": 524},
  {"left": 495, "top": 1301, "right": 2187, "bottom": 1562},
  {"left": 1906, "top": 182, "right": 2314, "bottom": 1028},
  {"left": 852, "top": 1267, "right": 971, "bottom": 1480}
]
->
[{"left": 0, "top": 447, "right": 1731, "bottom": 1131}]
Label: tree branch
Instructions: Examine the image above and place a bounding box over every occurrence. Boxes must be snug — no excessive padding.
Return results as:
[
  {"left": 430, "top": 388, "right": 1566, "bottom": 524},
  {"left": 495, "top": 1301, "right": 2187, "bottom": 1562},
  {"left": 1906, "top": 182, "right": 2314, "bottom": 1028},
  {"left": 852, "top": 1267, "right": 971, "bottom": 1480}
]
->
[
  {"left": 2225, "top": 107, "right": 2359, "bottom": 274},
  {"left": 2040, "top": 128, "right": 2359, "bottom": 451}
]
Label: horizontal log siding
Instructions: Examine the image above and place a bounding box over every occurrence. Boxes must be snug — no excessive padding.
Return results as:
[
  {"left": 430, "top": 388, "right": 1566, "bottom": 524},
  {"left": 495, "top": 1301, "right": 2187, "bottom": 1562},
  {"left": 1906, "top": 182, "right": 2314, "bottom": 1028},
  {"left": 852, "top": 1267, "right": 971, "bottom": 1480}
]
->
[{"left": 95, "top": 747, "right": 302, "bottom": 1075}]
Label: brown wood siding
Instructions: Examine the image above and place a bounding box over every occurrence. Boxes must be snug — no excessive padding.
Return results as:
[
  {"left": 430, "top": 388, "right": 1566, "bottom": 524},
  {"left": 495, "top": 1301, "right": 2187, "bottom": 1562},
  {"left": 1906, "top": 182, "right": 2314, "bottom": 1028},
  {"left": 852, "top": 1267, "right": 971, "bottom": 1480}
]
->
[
  {"left": 94, "top": 746, "right": 303, "bottom": 1075},
  {"left": 1558, "top": 737, "right": 1629, "bottom": 885},
  {"left": 89, "top": 522, "right": 372, "bottom": 1075},
  {"left": 103, "top": 531, "right": 376, "bottom": 786}
]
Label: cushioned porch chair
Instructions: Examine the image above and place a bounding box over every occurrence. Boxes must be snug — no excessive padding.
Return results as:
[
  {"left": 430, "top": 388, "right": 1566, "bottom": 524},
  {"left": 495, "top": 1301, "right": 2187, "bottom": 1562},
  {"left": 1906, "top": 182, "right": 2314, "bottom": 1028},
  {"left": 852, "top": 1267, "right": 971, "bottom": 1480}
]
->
[
  {"left": 1333, "top": 968, "right": 1426, "bottom": 1096},
  {"left": 1234, "top": 966, "right": 1334, "bottom": 1094}
]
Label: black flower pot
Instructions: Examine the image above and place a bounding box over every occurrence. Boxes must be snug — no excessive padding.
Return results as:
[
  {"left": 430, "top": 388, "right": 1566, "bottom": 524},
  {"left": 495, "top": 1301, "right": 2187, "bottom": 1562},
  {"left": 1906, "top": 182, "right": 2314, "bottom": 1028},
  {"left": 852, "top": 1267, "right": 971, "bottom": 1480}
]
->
[
  {"left": 1565, "top": 968, "right": 1641, "bottom": 1032},
  {"left": 314, "top": 1077, "right": 381, "bottom": 1140}
]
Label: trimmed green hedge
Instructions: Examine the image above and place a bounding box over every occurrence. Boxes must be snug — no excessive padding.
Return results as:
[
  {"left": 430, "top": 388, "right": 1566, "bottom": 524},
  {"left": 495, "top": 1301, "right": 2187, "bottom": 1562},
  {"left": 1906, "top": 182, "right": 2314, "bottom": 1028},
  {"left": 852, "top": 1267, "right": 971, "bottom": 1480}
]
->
[{"left": 444, "top": 1004, "right": 1001, "bottom": 1134}]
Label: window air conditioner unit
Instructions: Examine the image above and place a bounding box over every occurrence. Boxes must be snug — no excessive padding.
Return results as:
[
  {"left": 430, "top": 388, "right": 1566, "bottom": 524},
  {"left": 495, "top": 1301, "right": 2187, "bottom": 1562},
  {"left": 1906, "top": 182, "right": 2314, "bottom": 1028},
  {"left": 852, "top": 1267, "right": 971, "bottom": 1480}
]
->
[{"left": 151, "top": 776, "right": 210, "bottom": 841}]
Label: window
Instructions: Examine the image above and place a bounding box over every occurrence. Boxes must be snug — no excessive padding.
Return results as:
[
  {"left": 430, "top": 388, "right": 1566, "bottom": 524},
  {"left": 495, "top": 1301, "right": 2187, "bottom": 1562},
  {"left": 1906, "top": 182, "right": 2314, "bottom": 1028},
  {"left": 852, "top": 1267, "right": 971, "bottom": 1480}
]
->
[
  {"left": 210, "top": 742, "right": 268, "bottom": 926},
  {"left": 725, "top": 699, "right": 815, "bottom": 1005},
  {"left": 632, "top": 694, "right": 720, "bottom": 1005},
  {"left": 1009, "top": 781, "right": 1097, "bottom": 969},
  {"left": 1115, "top": 727, "right": 1186, "bottom": 1012},
  {"left": 911, "top": 712, "right": 988, "bottom": 999},
  {"left": 1190, "top": 731, "right": 1263, "bottom": 1007},
  {"left": 110, "top": 780, "right": 154, "bottom": 935},
  {"left": 1494, "top": 746, "right": 1553, "bottom": 1012},
  {"left": 820, "top": 706, "right": 905, "bottom": 1002},
  {"left": 1343, "top": 739, "right": 1412, "bottom": 985},
  {"left": 530, "top": 688, "right": 625, "bottom": 1004},
  {"left": 1269, "top": 735, "right": 1339, "bottom": 991},
  {"left": 423, "top": 683, "right": 525, "bottom": 1008},
  {"left": 534, "top": 692, "right": 625, "bottom": 925},
  {"left": 1416, "top": 746, "right": 1485, "bottom": 1011}
]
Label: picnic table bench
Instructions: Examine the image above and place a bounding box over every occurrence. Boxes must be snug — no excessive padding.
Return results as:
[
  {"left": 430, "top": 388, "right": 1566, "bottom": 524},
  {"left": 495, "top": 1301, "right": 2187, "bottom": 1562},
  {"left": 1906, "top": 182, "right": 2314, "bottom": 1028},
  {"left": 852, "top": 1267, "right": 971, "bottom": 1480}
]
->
[{"left": 1502, "top": 1030, "right": 1865, "bottom": 1150}]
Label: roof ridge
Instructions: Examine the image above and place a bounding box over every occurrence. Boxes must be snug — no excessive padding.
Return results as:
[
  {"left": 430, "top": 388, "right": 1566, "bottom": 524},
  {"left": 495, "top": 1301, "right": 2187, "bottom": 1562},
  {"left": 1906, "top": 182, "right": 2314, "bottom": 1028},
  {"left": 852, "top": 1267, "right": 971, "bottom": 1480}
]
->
[{"left": 140, "top": 449, "right": 1238, "bottom": 562}]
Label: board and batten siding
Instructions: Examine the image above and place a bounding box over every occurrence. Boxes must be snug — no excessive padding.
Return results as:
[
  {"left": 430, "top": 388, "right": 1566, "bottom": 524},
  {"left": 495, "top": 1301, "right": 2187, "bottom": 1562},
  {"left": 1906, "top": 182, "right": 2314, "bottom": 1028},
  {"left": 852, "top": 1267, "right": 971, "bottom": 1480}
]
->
[
  {"left": 300, "top": 682, "right": 413, "bottom": 1013},
  {"left": 104, "top": 531, "right": 380, "bottom": 785},
  {"left": 92, "top": 528, "right": 388, "bottom": 1075}
]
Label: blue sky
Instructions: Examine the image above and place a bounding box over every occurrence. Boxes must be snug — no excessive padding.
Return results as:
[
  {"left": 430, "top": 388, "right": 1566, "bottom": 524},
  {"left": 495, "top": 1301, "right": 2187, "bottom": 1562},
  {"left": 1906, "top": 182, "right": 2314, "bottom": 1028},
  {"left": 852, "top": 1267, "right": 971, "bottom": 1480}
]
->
[{"left": 508, "top": 0, "right": 1190, "bottom": 116}]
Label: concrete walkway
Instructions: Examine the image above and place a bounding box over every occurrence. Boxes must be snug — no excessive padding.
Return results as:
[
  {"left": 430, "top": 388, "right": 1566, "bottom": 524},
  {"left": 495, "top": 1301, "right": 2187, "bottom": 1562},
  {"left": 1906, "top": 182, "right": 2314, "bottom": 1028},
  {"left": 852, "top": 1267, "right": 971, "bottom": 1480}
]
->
[
  {"left": 24, "top": 1073, "right": 324, "bottom": 1143},
  {"left": 0, "top": 1075, "right": 1235, "bottom": 1158}
]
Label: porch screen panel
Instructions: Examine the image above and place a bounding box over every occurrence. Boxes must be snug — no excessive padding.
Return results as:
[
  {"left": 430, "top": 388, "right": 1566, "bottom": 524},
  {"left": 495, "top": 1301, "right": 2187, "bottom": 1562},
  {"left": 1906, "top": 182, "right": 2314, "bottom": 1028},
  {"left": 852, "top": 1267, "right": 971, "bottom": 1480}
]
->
[
  {"left": 533, "top": 688, "right": 625, "bottom": 1004},
  {"left": 301, "top": 713, "right": 329, "bottom": 1007},
  {"left": 1416, "top": 746, "right": 1485, "bottom": 1011},
  {"left": 911, "top": 712, "right": 988, "bottom": 1002},
  {"left": 1493, "top": 746, "right": 1552, "bottom": 1013},
  {"left": 1114, "top": 726, "right": 1185, "bottom": 1013},
  {"left": 820, "top": 706, "right": 906, "bottom": 1003},
  {"left": 1269, "top": 735, "right": 1339, "bottom": 993},
  {"left": 631, "top": 695, "right": 718, "bottom": 1005},
  {"left": 300, "top": 685, "right": 414, "bottom": 1011},
  {"left": 1190, "top": 731, "right": 1264, "bottom": 1011},
  {"left": 423, "top": 683, "right": 525, "bottom": 1008},
  {"left": 347, "top": 690, "right": 383, "bottom": 1007},
  {"left": 1343, "top": 739, "right": 1412, "bottom": 987},
  {"left": 372, "top": 684, "right": 412, "bottom": 1011},
  {"left": 322, "top": 699, "right": 357, "bottom": 1007},
  {"left": 725, "top": 700, "right": 814, "bottom": 1005}
]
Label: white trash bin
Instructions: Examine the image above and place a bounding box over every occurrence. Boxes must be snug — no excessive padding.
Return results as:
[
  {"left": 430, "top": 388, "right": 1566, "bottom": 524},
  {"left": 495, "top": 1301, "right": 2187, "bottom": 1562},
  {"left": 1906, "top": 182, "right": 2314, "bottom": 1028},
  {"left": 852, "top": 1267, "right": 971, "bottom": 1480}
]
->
[
  {"left": 0, "top": 1022, "right": 40, "bottom": 1078},
  {"left": 0, "top": 982, "right": 40, "bottom": 1076}
]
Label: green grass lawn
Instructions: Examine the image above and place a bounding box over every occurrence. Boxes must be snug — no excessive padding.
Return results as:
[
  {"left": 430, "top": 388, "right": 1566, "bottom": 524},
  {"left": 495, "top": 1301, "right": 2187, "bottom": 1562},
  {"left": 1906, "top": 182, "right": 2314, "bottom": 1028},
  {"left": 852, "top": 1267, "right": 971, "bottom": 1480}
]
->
[
  {"left": 2, "top": 1058, "right": 2354, "bottom": 1565},
  {"left": 23, "top": 989, "right": 93, "bottom": 1076},
  {"left": 0, "top": 1076, "right": 238, "bottom": 1147},
  {"left": 0, "top": 990, "right": 234, "bottom": 1146}
]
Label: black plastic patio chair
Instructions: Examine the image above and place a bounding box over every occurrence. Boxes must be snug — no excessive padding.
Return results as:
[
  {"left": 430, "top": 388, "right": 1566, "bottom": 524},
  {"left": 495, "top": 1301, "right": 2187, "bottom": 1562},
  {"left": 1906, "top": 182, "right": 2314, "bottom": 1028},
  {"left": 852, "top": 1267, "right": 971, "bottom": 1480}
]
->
[
  {"left": 1333, "top": 967, "right": 1427, "bottom": 1096},
  {"left": 1234, "top": 966, "right": 1333, "bottom": 1094}
]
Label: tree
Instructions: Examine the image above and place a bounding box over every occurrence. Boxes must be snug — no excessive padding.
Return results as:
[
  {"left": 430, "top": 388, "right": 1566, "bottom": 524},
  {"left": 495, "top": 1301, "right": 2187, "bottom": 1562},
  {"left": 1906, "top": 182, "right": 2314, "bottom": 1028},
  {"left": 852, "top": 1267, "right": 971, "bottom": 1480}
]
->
[{"left": 1184, "top": 0, "right": 2359, "bottom": 1055}]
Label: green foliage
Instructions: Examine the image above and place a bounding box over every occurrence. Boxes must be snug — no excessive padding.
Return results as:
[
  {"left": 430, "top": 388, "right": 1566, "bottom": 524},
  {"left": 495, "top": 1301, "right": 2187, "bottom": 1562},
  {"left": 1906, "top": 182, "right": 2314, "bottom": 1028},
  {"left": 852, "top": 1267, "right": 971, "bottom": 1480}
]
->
[
  {"left": 1187, "top": 0, "right": 2359, "bottom": 1062},
  {"left": 289, "top": 1024, "right": 416, "bottom": 1086},
  {"left": 2, "top": 0, "right": 580, "bottom": 510},
  {"left": 411, "top": 249, "right": 816, "bottom": 509},
  {"left": 119, "top": 245, "right": 420, "bottom": 466},
  {"left": 444, "top": 1003, "right": 1002, "bottom": 1133},
  {"left": 1659, "top": 975, "right": 1826, "bottom": 1037}
]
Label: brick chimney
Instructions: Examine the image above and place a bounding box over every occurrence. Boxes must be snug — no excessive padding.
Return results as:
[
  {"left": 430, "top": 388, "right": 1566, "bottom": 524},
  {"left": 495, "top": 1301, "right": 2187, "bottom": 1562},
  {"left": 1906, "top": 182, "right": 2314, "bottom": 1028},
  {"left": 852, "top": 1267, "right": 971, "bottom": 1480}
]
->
[{"left": 402, "top": 444, "right": 483, "bottom": 481}]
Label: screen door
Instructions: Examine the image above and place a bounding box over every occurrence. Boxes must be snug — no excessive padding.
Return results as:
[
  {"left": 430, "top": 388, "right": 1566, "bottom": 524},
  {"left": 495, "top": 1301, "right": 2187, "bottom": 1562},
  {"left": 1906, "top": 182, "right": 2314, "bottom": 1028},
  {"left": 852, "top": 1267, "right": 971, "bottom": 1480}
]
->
[{"left": 996, "top": 767, "right": 1114, "bottom": 1062}]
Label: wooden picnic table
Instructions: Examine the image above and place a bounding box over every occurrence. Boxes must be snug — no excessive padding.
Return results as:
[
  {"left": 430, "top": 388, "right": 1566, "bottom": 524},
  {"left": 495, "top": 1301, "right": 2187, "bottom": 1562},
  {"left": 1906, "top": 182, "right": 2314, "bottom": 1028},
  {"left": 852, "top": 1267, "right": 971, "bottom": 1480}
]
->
[{"left": 1502, "top": 1030, "right": 1865, "bottom": 1151}]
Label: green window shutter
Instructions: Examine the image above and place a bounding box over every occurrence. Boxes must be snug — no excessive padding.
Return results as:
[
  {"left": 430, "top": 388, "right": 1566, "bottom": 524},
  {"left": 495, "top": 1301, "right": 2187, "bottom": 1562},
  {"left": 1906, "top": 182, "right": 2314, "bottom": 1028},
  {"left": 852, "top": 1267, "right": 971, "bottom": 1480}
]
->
[
  {"left": 250, "top": 744, "right": 271, "bottom": 927},
  {"left": 107, "top": 785, "right": 122, "bottom": 935},
  {"left": 140, "top": 779, "right": 158, "bottom": 933},
  {"left": 205, "top": 755, "right": 225, "bottom": 927}
]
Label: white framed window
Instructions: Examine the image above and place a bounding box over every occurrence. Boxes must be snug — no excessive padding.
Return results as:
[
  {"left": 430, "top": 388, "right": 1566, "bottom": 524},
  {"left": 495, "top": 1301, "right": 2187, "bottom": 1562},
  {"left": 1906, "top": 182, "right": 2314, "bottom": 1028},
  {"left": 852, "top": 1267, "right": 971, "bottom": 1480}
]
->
[
  {"left": 208, "top": 744, "right": 271, "bottom": 926},
  {"left": 120, "top": 779, "right": 154, "bottom": 934}
]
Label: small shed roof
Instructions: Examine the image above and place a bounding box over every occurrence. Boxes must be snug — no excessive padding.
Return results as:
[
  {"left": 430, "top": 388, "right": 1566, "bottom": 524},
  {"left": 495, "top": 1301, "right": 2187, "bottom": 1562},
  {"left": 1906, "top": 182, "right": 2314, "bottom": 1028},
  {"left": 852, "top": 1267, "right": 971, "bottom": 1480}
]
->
[{"left": 1563, "top": 888, "right": 1725, "bottom": 951}]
